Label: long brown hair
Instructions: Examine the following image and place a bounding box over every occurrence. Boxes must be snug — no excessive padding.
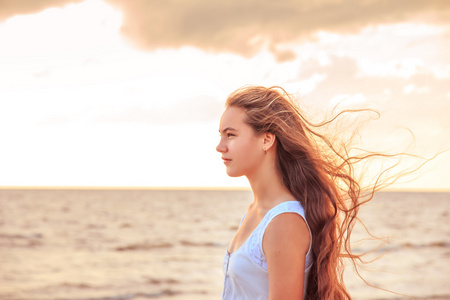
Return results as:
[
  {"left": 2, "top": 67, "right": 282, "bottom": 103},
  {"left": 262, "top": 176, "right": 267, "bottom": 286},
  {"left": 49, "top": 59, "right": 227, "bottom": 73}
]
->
[{"left": 225, "top": 85, "right": 420, "bottom": 299}]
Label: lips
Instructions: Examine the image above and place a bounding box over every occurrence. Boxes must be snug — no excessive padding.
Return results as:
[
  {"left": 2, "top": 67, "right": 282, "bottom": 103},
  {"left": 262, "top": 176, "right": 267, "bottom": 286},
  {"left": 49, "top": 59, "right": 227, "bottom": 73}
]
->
[{"left": 222, "top": 157, "right": 232, "bottom": 164}]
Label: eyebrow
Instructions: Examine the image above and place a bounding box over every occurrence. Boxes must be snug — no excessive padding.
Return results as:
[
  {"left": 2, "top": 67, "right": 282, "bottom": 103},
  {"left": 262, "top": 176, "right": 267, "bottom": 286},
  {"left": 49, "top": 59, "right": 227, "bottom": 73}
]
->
[{"left": 219, "top": 127, "right": 237, "bottom": 133}]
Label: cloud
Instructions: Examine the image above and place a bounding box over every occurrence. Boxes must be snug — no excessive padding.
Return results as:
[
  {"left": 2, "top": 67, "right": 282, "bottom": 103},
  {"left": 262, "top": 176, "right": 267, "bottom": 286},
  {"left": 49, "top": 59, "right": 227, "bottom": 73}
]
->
[
  {"left": 0, "top": 0, "right": 84, "bottom": 21},
  {"left": 103, "top": 0, "right": 450, "bottom": 61},
  {"left": 1, "top": 0, "right": 449, "bottom": 60},
  {"left": 89, "top": 94, "right": 224, "bottom": 125},
  {"left": 297, "top": 54, "right": 450, "bottom": 153}
]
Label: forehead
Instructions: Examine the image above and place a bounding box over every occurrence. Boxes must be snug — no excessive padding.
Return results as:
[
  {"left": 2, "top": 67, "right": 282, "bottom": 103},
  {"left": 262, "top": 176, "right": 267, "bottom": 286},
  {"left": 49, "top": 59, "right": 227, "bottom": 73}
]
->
[{"left": 219, "top": 106, "right": 247, "bottom": 128}]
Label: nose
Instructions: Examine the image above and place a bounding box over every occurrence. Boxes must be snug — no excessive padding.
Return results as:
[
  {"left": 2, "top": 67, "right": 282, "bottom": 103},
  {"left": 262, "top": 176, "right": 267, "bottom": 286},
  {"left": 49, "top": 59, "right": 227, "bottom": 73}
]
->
[{"left": 216, "top": 139, "right": 226, "bottom": 153}]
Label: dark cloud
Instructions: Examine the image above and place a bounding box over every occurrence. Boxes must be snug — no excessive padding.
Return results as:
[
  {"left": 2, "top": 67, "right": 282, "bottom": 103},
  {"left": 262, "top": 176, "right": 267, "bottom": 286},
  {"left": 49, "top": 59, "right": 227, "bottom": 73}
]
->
[
  {"left": 105, "top": 0, "right": 450, "bottom": 60},
  {"left": 0, "top": 0, "right": 84, "bottom": 21},
  {"left": 1, "top": 0, "right": 449, "bottom": 60}
]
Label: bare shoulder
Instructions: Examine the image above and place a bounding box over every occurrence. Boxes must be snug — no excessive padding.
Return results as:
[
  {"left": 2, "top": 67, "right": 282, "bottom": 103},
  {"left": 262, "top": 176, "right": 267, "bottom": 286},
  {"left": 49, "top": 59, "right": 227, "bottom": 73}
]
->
[
  {"left": 263, "top": 212, "right": 310, "bottom": 256},
  {"left": 263, "top": 212, "right": 311, "bottom": 298}
]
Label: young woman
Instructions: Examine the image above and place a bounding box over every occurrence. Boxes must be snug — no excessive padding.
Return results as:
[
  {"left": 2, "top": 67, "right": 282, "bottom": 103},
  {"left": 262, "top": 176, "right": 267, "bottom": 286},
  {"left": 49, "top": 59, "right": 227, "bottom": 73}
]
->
[{"left": 217, "top": 86, "right": 388, "bottom": 299}]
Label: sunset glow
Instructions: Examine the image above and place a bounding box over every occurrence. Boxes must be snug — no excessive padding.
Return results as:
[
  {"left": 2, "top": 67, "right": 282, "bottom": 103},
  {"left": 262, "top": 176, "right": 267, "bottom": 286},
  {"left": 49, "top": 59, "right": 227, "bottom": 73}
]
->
[{"left": 0, "top": 0, "right": 449, "bottom": 190}]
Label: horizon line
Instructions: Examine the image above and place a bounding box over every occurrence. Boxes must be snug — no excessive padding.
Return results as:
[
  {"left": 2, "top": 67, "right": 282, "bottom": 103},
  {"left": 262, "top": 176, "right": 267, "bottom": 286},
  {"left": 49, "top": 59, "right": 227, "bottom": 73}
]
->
[{"left": 0, "top": 186, "right": 449, "bottom": 193}]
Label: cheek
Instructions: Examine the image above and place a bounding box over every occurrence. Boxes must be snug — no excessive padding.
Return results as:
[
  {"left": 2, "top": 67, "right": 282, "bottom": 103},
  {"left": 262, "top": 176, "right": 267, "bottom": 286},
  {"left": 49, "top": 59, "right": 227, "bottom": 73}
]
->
[
  {"left": 235, "top": 138, "right": 262, "bottom": 164},
  {"left": 225, "top": 136, "right": 263, "bottom": 177}
]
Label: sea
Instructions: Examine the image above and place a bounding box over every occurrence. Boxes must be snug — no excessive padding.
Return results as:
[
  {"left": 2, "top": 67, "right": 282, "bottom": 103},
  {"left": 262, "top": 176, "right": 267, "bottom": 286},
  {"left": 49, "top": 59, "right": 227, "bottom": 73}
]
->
[{"left": 0, "top": 189, "right": 449, "bottom": 300}]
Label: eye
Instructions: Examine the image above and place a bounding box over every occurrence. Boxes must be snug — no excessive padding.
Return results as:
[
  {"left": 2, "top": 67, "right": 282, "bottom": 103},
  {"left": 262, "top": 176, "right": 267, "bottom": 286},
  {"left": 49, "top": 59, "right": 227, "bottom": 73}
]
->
[{"left": 227, "top": 133, "right": 235, "bottom": 138}]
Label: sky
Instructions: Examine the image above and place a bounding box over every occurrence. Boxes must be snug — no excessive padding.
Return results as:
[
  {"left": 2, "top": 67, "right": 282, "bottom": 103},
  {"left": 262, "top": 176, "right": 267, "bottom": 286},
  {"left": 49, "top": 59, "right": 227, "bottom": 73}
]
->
[{"left": 0, "top": 0, "right": 449, "bottom": 190}]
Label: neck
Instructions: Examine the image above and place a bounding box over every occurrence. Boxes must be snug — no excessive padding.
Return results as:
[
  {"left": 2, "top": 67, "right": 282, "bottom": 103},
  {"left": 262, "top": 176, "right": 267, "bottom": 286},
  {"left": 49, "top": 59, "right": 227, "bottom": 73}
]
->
[{"left": 246, "top": 153, "right": 294, "bottom": 210}]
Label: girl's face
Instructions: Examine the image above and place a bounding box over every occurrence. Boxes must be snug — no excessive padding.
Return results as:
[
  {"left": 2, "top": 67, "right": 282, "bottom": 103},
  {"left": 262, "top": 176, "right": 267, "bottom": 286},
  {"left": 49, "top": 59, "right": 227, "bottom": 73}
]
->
[{"left": 216, "top": 106, "right": 265, "bottom": 178}]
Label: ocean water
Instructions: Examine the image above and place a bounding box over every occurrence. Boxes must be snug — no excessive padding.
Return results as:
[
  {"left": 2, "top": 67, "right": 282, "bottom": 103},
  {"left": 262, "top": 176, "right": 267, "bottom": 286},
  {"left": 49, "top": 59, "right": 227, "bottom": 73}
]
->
[{"left": 0, "top": 189, "right": 449, "bottom": 300}]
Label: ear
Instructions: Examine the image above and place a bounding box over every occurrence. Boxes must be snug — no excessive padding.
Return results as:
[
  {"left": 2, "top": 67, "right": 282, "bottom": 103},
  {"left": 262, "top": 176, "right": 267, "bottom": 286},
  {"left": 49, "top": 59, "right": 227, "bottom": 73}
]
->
[{"left": 262, "top": 132, "right": 276, "bottom": 152}]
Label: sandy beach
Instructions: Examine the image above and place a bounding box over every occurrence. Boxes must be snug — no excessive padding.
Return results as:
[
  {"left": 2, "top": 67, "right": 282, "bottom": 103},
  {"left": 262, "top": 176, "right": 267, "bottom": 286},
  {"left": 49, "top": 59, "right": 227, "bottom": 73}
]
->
[{"left": 0, "top": 189, "right": 449, "bottom": 300}]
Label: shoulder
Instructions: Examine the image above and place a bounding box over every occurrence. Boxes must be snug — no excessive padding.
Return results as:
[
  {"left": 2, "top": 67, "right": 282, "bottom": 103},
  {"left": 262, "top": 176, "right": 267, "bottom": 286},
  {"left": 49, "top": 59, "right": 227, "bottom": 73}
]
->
[{"left": 263, "top": 212, "right": 310, "bottom": 257}]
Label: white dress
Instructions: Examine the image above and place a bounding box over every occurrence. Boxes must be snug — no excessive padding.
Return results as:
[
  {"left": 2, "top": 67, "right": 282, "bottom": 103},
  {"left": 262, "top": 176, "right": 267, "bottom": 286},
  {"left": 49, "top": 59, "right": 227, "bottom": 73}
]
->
[{"left": 222, "top": 201, "right": 313, "bottom": 300}]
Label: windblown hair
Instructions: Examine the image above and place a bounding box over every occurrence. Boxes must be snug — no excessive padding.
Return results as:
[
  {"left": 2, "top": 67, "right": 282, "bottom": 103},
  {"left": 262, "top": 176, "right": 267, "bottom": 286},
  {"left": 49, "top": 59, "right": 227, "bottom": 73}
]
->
[{"left": 225, "top": 86, "right": 412, "bottom": 299}]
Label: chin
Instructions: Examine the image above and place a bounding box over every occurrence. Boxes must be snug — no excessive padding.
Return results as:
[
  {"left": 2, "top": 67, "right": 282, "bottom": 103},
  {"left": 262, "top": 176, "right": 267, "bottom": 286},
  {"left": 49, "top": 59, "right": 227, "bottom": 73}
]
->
[
  {"left": 227, "top": 173, "right": 243, "bottom": 178},
  {"left": 226, "top": 168, "right": 244, "bottom": 178}
]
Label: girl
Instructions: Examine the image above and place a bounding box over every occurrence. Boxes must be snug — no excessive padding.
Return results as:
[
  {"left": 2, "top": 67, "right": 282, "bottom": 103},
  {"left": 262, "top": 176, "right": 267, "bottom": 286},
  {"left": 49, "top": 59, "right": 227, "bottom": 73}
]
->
[{"left": 217, "top": 86, "right": 387, "bottom": 299}]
